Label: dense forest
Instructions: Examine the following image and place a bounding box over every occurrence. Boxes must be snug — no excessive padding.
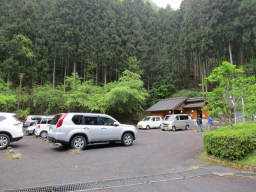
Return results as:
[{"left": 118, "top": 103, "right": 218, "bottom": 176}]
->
[{"left": 0, "top": 0, "right": 256, "bottom": 118}]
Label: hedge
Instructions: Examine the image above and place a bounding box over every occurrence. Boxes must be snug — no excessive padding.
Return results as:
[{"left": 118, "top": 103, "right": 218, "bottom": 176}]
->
[{"left": 203, "top": 122, "right": 256, "bottom": 160}]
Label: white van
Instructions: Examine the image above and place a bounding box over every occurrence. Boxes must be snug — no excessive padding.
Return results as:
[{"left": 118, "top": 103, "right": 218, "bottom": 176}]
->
[
  {"left": 137, "top": 116, "right": 162, "bottom": 129},
  {"left": 162, "top": 114, "right": 191, "bottom": 131}
]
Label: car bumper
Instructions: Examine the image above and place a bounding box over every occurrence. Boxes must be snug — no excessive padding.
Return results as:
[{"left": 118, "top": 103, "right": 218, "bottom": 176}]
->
[
  {"left": 48, "top": 136, "right": 68, "bottom": 145},
  {"left": 162, "top": 125, "right": 171, "bottom": 131},
  {"left": 26, "top": 129, "right": 34, "bottom": 134},
  {"left": 11, "top": 137, "right": 23, "bottom": 142},
  {"left": 137, "top": 125, "right": 146, "bottom": 129},
  {"left": 34, "top": 129, "right": 40, "bottom": 136},
  {"left": 48, "top": 131, "right": 68, "bottom": 143}
]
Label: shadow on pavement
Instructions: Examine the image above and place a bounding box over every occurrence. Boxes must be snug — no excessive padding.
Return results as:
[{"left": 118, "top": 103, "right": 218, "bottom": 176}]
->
[{"left": 50, "top": 142, "right": 123, "bottom": 152}]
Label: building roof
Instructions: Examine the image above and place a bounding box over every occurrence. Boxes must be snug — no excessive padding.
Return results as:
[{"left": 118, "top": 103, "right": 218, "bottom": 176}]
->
[
  {"left": 146, "top": 97, "right": 187, "bottom": 112},
  {"left": 183, "top": 102, "right": 205, "bottom": 108},
  {"left": 186, "top": 97, "right": 205, "bottom": 102}
]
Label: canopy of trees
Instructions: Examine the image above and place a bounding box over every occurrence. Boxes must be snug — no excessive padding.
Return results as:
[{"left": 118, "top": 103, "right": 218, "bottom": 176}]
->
[{"left": 0, "top": 0, "right": 255, "bottom": 118}]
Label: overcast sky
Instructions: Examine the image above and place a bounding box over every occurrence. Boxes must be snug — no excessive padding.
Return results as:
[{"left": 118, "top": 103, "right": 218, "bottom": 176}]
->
[{"left": 152, "top": 0, "right": 182, "bottom": 10}]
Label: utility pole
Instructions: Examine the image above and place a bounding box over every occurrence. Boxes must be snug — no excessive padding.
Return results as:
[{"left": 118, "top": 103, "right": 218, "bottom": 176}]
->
[{"left": 17, "top": 73, "right": 24, "bottom": 117}]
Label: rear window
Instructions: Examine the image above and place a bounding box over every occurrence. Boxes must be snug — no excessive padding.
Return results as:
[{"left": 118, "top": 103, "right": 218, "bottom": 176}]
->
[
  {"left": 50, "top": 114, "right": 62, "bottom": 125},
  {"left": 0, "top": 116, "right": 6, "bottom": 122}
]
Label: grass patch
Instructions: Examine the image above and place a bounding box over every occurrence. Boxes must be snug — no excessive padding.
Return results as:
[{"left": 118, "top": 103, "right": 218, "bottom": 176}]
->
[
  {"left": 234, "top": 150, "right": 256, "bottom": 167},
  {"left": 6, "top": 148, "right": 22, "bottom": 160},
  {"left": 199, "top": 152, "right": 256, "bottom": 172}
]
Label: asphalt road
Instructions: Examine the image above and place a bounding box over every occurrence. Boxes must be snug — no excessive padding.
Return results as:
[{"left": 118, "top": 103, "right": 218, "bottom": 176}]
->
[{"left": 0, "top": 129, "right": 255, "bottom": 192}]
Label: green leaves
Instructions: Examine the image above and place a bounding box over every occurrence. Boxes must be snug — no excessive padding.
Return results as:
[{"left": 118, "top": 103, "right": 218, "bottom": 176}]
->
[
  {"left": 204, "top": 61, "right": 256, "bottom": 128},
  {"left": 29, "top": 71, "right": 148, "bottom": 116},
  {"left": 0, "top": 78, "right": 17, "bottom": 111}
]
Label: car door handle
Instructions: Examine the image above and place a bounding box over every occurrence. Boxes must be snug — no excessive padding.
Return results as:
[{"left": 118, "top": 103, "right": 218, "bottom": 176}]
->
[
  {"left": 84, "top": 128, "right": 89, "bottom": 130},
  {"left": 101, "top": 128, "right": 107, "bottom": 129}
]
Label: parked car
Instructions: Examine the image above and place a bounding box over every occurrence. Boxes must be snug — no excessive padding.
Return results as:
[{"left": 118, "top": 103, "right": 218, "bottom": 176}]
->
[
  {"left": 162, "top": 114, "right": 191, "bottom": 131},
  {"left": 0, "top": 112, "right": 23, "bottom": 149},
  {"left": 48, "top": 113, "right": 137, "bottom": 150},
  {"left": 34, "top": 117, "right": 53, "bottom": 138},
  {"left": 137, "top": 116, "right": 162, "bottom": 129},
  {"left": 23, "top": 115, "right": 43, "bottom": 128},
  {"left": 25, "top": 122, "right": 37, "bottom": 135}
]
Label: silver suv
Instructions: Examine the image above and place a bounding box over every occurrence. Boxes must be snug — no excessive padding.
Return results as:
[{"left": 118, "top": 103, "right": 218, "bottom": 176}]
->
[{"left": 48, "top": 113, "right": 137, "bottom": 149}]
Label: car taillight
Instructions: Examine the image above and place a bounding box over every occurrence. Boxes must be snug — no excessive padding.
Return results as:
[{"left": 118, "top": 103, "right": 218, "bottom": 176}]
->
[
  {"left": 37, "top": 124, "right": 40, "bottom": 129},
  {"left": 24, "top": 116, "right": 28, "bottom": 122},
  {"left": 56, "top": 113, "right": 67, "bottom": 128}
]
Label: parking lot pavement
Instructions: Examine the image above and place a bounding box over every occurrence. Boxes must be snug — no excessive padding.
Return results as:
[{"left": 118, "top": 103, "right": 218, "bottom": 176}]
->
[
  {"left": 90, "top": 175, "right": 256, "bottom": 192},
  {"left": 0, "top": 129, "right": 255, "bottom": 192}
]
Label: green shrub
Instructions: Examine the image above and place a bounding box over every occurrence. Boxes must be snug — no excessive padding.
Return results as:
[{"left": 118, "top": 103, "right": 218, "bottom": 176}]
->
[{"left": 203, "top": 122, "right": 256, "bottom": 160}]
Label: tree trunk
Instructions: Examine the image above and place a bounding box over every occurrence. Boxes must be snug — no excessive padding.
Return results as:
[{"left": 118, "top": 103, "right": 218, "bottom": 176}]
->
[
  {"left": 73, "top": 61, "right": 76, "bottom": 73},
  {"left": 53, "top": 57, "right": 56, "bottom": 89},
  {"left": 104, "top": 67, "right": 107, "bottom": 86},
  {"left": 95, "top": 64, "right": 98, "bottom": 85},
  {"left": 229, "top": 41, "right": 233, "bottom": 64},
  {"left": 64, "top": 63, "right": 66, "bottom": 93}
]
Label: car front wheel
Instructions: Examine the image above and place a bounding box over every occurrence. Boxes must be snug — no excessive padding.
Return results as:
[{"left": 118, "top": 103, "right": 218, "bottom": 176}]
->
[
  {"left": 122, "top": 133, "right": 134, "bottom": 146},
  {"left": 0, "top": 134, "right": 10, "bottom": 150},
  {"left": 71, "top": 135, "right": 87, "bottom": 150}
]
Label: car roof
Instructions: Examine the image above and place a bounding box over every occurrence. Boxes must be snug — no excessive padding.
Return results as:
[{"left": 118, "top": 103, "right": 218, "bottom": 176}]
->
[
  {"left": 67, "top": 112, "right": 109, "bottom": 116},
  {"left": 165, "top": 114, "right": 189, "bottom": 116},
  {"left": 0, "top": 112, "right": 16, "bottom": 116}
]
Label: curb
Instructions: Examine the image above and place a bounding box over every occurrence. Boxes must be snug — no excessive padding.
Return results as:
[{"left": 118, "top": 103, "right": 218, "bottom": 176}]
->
[{"left": 206, "top": 156, "right": 256, "bottom": 172}]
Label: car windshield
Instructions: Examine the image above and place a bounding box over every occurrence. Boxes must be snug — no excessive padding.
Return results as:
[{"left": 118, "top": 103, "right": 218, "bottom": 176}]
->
[
  {"left": 164, "top": 116, "right": 175, "bottom": 121},
  {"left": 143, "top": 117, "right": 151, "bottom": 121}
]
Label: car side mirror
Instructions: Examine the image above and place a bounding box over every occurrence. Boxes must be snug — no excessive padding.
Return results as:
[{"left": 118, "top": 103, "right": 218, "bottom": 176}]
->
[{"left": 113, "top": 122, "right": 120, "bottom": 126}]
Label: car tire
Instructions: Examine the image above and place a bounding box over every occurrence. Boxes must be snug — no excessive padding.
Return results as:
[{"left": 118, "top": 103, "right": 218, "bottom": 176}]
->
[
  {"left": 172, "top": 126, "right": 176, "bottom": 132},
  {"left": 146, "top": 125, "right": 150, "bottom": 130},
  {"left": 70, "top": 135, "right": 87, "bottom": 150},
  {"left": 0, "top": 134, "right": 10, "bottom": 150},
  {"left": 185, "top": 125, "right": 189, "bottom": 130},
  {"left": 40, "top": 131, "right": 48, "bottom": 138},
  {"left": 122, "top": 133, "right": 134, "bottom": 146}
]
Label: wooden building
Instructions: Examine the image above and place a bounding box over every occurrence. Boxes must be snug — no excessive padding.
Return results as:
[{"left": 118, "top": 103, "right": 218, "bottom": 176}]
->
[{"left": 146, "top": 97, "right": 208, "bottom": 119}]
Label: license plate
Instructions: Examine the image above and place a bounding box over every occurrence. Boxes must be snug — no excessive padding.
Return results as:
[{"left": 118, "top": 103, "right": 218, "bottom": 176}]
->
[{"left": 164, "top": 126, "right": 168, "bottom": 130}]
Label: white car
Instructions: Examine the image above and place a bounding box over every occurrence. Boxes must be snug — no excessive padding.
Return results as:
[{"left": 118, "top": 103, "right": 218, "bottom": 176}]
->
[
  {"left": 162, "top": 114, "right": 191, "bottom": 131},
  {"left": 25, "top": 122, "right": 37, "bottom": 135},
  {"left": 34, "top": 117, "right": 53, "bottom": 138},
  {"left": 0, "top": 112, "right": 24, "bottom": 149},
  {"left": 137, "top": 116, "right": 162, "bottom": 129},
  {"left": 23, "top": 115, "right": 43, "bottom": 128}
]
